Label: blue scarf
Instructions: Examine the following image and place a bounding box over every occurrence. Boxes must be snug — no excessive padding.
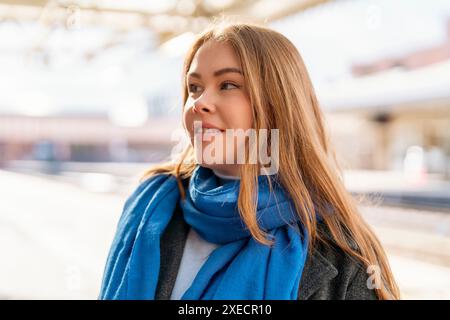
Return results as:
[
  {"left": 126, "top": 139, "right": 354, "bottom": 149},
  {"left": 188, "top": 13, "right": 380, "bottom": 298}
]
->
[{"left": 99, "top": 165, "right": 308, "bottom": 300}]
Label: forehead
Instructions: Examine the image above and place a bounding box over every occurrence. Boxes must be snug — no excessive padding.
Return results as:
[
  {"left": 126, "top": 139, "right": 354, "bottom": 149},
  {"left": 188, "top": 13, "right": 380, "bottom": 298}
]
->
[{"left": 188, "top": 40, "right": 240, "bottom": 72}]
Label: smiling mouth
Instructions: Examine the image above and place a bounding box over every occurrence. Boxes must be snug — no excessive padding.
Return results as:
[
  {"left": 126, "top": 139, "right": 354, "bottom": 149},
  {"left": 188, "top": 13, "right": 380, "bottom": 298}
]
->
[{"left": 192, "top": 128, "right": 225, "bottom": 143}]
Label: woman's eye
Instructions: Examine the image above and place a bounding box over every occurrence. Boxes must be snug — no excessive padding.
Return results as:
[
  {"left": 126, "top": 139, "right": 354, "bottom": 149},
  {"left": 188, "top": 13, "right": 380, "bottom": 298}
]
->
[
  {"left": 188, "top": 84, "right": 201, "bottom": 93},
  {"left": 221, "top": 82, "right": 239, "bottom": 90},
  {"left": 188, "top": 82, "right": 239, "bottom": 93}
]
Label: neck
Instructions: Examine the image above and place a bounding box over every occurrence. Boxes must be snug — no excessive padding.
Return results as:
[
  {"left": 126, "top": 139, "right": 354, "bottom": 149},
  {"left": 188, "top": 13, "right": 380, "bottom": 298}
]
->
[{"left": 212, "top": 169, "right": 240, "bottom": 181}]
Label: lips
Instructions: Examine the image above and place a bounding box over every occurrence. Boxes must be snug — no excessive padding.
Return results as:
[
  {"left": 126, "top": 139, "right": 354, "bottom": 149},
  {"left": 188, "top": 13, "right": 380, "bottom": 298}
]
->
[
  {"left": 192, "top": 124, "right": 224, "bottom": 141},
  {"left": 202, "top": 121, "right": 224, "bottom": 131},
  {"left": 193, "top": 121, "right": 225, "bottom": 134}
]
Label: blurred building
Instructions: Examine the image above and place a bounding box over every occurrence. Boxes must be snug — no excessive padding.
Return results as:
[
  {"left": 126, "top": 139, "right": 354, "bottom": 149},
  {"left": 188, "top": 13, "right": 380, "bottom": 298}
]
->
[
  {"left": 323, "top": 20, "right": 450, "bottom": 179},
  {"left": 0, "top": 114, "right": 179, "bottom": 166}
]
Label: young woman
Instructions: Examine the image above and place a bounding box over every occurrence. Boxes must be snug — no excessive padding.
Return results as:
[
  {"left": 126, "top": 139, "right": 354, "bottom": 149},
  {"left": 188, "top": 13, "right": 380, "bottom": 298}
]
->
[{"left": 99, "top": 22, "right": 400, "bottom": 300}]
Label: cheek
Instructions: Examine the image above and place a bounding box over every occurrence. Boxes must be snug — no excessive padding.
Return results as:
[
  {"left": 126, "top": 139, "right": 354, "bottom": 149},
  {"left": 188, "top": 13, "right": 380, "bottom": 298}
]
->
[
  {"left": 183, "top": 99, "right": 195, "bottom": 135},
  {"left": 226, "top": 96, "right": 253, "bottom": 129}
]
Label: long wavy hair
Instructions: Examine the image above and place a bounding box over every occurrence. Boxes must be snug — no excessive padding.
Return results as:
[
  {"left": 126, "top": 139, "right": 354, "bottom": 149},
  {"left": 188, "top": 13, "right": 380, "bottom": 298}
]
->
[{"left": 141, "top": 22, "right": 400, "bottom": 300}]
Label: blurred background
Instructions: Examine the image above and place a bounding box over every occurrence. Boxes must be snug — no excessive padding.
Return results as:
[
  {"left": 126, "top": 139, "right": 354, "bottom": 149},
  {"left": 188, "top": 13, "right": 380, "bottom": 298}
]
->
[{"left": 0, "top": 0, "right": 450, "bottom": 300}]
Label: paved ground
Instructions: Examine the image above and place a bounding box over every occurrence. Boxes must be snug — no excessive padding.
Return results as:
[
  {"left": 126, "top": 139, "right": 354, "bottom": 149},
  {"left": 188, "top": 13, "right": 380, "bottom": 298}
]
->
[
  {"left": 359, "top": 205, "right": 450, "bottom": 299},
  {"left": 0, "top": 170, "right": 129, "bottom": 299},
  {"left": 0, "top": 169, "right": 449, "bottom": 299}
]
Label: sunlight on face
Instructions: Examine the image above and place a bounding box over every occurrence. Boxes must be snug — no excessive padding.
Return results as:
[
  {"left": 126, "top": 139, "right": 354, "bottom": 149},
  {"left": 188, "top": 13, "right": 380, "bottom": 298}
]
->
[{"left": 183, "top": 40, "right": 253, "bottom": 177}]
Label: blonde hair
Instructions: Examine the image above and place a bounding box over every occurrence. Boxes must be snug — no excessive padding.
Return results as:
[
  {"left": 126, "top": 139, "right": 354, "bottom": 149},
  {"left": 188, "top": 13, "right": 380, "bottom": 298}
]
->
[{"left": 141, "top": 22, "right": 400, "bottom": 300}]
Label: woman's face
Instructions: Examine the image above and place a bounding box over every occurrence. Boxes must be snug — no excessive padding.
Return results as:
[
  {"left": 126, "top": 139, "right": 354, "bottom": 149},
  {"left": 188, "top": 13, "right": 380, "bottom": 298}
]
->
[{"left": 183, "top": 40, "right": 253, "bottom": 177}]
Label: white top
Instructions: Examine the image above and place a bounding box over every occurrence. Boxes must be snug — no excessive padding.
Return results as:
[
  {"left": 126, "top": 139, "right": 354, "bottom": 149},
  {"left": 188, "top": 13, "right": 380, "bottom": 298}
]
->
[
  {"left": 169, "top": 227, "right": 220, "bottom": 299},
  {"left": 169, "top": 168, "right": 240, "bottom": 300}
]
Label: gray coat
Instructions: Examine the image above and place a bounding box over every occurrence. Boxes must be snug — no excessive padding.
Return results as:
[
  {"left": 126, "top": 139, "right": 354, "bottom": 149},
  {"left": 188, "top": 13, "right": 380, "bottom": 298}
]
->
[{"left": 155, "top": 204, "right": 378, "bottom": 300}]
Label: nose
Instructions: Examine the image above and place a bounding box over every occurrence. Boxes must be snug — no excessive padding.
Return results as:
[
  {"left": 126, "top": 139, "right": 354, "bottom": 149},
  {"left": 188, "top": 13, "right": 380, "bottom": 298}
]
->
[{"left": 192, "top": 92, "right": 216, "bottom": 114}]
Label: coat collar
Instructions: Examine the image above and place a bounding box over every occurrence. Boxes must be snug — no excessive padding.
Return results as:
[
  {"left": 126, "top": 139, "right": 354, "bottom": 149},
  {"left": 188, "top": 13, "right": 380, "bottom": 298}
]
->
[{"left": 156, "top": 205, "right": 338, "bottom": 300}]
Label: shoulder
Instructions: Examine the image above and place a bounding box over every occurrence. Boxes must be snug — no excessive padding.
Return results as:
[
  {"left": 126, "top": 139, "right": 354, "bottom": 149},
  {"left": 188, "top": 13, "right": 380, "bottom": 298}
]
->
[
  {"left": 117, "top": 173, "right": 179, "bottom": 228},
  {"left": 125, "top": 173, "right": 177, "bottom": 205},
  {"left": 298, "top": 222, "right": 378, "bottom": 300}
]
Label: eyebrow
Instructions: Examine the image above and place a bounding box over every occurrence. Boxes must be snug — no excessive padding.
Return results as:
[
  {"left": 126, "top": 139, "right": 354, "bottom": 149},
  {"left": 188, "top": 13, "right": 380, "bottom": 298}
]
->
[{"left": 188, "top": 67, "right": 243, "bottom": 79}]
